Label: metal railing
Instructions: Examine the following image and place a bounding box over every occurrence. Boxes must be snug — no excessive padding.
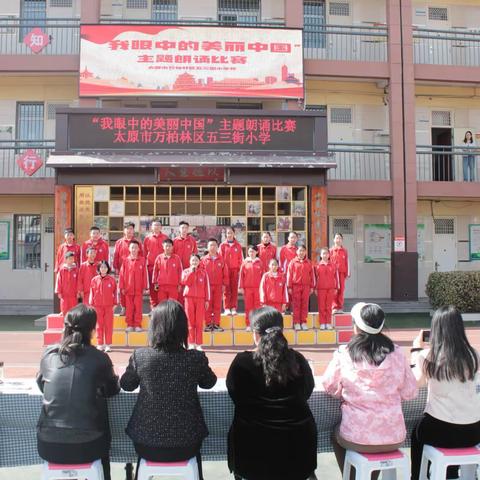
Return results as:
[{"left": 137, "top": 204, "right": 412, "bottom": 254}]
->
[
  {"left": 99, "top": 17, "right": 285, "bottom": 27},
  {"left": 413, "top": 28, "right": 480, "bottom": 66},
  {"left": 0, "top": 18, "right": 80, "bottom": 55},
  {"left": 417, "top": 145, "right": 480, "bottom": 182},
  {"left": 0, "top": 140, "right": 55, "bottom": 178},
  {"left": 328, "top": 143, "right": 390, "bottom": 180},
  {"left": 304, "top": 24, "right": 388, "bottom": 62}
]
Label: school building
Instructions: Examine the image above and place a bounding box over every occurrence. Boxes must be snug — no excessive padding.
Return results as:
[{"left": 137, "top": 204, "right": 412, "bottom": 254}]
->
[{"left": 1, "top": 0, "right": 480, "bottom": 308}]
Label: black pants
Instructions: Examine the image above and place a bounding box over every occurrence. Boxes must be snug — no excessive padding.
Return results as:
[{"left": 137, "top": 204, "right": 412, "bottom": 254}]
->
[
  {"left": 37, "top": 435, "right": 111, "bottom": 480},
  {"left": 133, "top": 442, "right": 203, "bottom": 480},
  {"left": 411, "top": 413, "right": 480, "bottom": 480}
]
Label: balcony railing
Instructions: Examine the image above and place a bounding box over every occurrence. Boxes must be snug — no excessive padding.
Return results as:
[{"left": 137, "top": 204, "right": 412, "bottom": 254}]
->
[
  {"left": 0, "top": 141, "right": 55, "bottom": 178},
  {"left": 304, "top": 24, "right": 388, "bottom": 62},
  {"left": 0, "top": 18, "right": 80, "bottom": 55},
  {"left": 413, "top": 28, "right": 480, "bottom": 66},
  {"left": 99, "top": 18, "right": 285, "bottom": 27},
  {"left": 417, "top": 145, "right": 480, "bottom": 182},
  {"left": 328, "top": 143, "right": 390, "bottom": 180}
]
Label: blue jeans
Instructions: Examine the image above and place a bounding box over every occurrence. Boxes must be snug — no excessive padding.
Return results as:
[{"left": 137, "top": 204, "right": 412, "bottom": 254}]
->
[{"left": 463, "top": 155, "right": 475, "bottom": 181}]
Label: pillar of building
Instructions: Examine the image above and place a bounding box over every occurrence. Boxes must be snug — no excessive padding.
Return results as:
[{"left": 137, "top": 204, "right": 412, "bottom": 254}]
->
[
  {"left": 310, "top": 185, "right": 328, "bottom": 263},
  {"left": 80, "top": 0, "right": 101, "bottom": 24},
  {"left": 284, "top": 0, "right": 303, "bottom": 28},
  {"left": 387, "top": 0, "right": 418, "bottom": 300}
]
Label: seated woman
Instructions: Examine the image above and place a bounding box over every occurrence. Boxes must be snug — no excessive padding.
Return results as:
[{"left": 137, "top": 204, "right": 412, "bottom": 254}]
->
[
  {"left": 120, "top": 300, "right": 217, "bottom": 480},
  {"left": 322, "top": 302, "right": 417, "bottom": 479},
  {"left": 410, "top": 305, "right": 480, "bottom": 480},
  {"left": 227, "top": 306, "right": 317, "bottom": 480},
  {"left": 36, "top": 304, "right": 119, "bottom": 480}
]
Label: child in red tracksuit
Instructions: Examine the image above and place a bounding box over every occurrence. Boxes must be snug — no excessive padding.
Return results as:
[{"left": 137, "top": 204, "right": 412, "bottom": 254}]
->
[
  {"left": 182, "top": 254, "right": 210, "bottom": 350},
  {"left": 257, "top": 231, "right": 277, "bottom": 271},
  {"left": 219, "top": 226, "right": 243, "bottom": 315},
  {"left": 77, "top": 247, "right": 98, "bottom": 306},
  {"left": 239, "top": 245, "right": 264, "bottom": 331},
  {"left": 173, "top": 220, "right": 198, "bottom": 269},
  {"left": 330, "top": 233, "right": 350, "bottom": 313},
  {"left": 55, "top": 251, "right": 78, "bottom": 316},
  {"left": 119, "top": 241, "right": 148, "bottom": 332},
  {"left": 279, "top": 231, "right": 298, "bottom": 272},
  {"left": 152, "top": 238, "right": 183, "bottom": 303},
  {"left": 260, "top": 258, "right": 288, "bottom": 313},
  {"left": 315, "top": 247, "right": 339, "bottom": 330},
  {"left": 202, "top": 238, "right": 229, "bottom": 332},
  {"left": 54, "top": 227, "right": 81, "bottom": 273},
  {"left": 287, "top": 244, "right": 315, "bottom": 330},
  {"left": 89, "top": 261, "right": 116, "bottom": 352}
]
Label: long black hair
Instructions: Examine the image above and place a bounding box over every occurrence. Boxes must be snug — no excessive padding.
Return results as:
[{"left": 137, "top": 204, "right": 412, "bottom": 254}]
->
[
  {"left": 424, "top": 306, "right": 478, "bottom": 382},
  {"left": 464, "top": 131, "right": 474, "bottom": 144},
  {"left": 348, "top": 304, "right": 394, "bottom": 366},
  {"left": 252, "top": 306, "right": 300, "bottom": 387},
  {"left": 58, "top": 304, "right": 97, "bottom": 363},
  {"left": 149, "top": 300, "right": 188, "bottom": 351}
]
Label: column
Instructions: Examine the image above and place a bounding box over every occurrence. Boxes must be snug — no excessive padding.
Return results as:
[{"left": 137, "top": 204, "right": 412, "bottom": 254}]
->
[{"left": 310, "top": 185, "right": 328, "bottom": 262}]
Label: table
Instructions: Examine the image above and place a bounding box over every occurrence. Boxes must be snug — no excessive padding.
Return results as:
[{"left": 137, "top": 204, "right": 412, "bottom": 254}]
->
[{"left": 0, "top": 379, "right": 427, "bottom": 467}]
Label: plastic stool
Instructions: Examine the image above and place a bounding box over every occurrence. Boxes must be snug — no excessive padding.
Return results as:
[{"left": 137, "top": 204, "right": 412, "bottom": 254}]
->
[
  {"left": 137, "top": 457, "right": 199, "bottom": 480},
  {"left": 343, "top": 449, "right": 410, "bottom": 480},
  {"left": 419, "top": 445, "right": 480, "bottom": 480},
  {"left": 42, "top": 460, "right": 104, "bottom": 480}
]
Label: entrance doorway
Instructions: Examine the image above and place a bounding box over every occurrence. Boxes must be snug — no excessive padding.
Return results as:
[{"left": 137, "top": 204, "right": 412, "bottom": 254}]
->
[
  {"left": 431, "top": 127, "right": 453, "bottom": 181},
  {"left": 432, "top": 218, "right": 456, "bottom": 272}
]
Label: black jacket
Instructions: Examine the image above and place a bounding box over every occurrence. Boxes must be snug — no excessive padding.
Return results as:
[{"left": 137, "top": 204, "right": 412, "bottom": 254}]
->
[
  {"left": 120, "top": 347, "right": 217, "bottom": 448},
  {"left": 227, "top": 350, "right": 317, "bottom": 480},
  {"left": 36, "top": 345, "right": 119, "bottom": 444}
]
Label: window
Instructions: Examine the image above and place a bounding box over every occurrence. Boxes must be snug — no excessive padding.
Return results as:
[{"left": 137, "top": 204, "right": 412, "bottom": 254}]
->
[
  {"left": 20, "top": 0, "right": 46, "bottom": 39},
  {"left": 49, "top": 0, "right": 72, "bottom": 6},
  {"left": 432, "top": 111, "right": 451, "bottom": 127},
  {"left": 126, "top": 0, "right": 148, "bottom": 8},
  {"left": 330, "top": 107, "right": 352, "bottom": 124},
  {"left": 14, "top": 214, "right": 41, "bottom": 270},
  {"left": 152, "top": 0, "right": 177, "bottom": 21},
  {"left": 16, "top": 103, "right": 44, "bottom": 142},
  {"left": 428, "top": 7, "right": 448, "bottom": 21},
  {"left": 329, "top": 2, "right": 350, "bottom": 16},
  {"left": 218, "top": 0, "right": 260, "bottom": 25},
  {"left": 47, "top": 103, "right": 68, "bottom": 120},
  {"left": 333, "top": 218, "right": 353, "bottom": 235},
  {"left": 434, "top": 218, "right": 454, "bottom": 235},
  {"left": 216, "top": 102, "right": 263, "bottom": 109},
  {"left": 304, "top": 0, "right": 325, "bottom": 48}
]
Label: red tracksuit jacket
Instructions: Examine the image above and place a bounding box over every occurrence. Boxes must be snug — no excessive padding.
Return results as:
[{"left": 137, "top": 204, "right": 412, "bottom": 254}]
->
[
  {"left": 81, "top": 238, "right": 110, "bottom": 263},
  {"left": 152, "top": 253, "right": 183, "bottom": 286},
  {"left": 239, "top": 258, "right": 264, "bottom": 289},
  {"left": 315, "top": 262, "right": 339, "bottom": 290},
  {"left": 55, "top": 265, "right": 78, "bottom": 298},
  {"left": 173, "top": 235, "right": 198, "bottom": 269},
  {"left": 89, "top": 274, "right": 117, "bottom": 306},
  {"left": 55, "top": 243, "right": 81, "bottom": 273},
  {"left": 219, "top": 240, "right": 244, "bottom": 270},
  {"left": 260, "top": 272, "right": 288, "bottom": 305},
  {"left": 119, "top": 256, "right": 148, "bottom": 295},
  {"left": 201, "top": 255, "right": 229, "bottom": 287},
  {"left": 257, "top": 242, "right": 278, "bottom": 271},
  {"left": 78, "top": 261, "right": 98, "bottom": 295},
  {"left": 181, "top": 268, "right": 210, "bottom": 300},
  {"left": 330, "top": 246, "right": 349, "bottom": 275},
  {"left": 113, "top": 237, "right": 144, "bottom": 272},
  {"left": 143, "top": 233, "right": 168, "bottom": 269},
  {"left": 279, "top": 245, "right": 297, "bottom": 271},
  {"left": 287, "top": 258, "right": 316, "bottom": 288}
]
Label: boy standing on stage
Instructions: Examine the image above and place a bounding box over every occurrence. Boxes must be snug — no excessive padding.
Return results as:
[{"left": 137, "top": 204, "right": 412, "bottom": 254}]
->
[
  {"left": 173, "top": 221, "right": 198, "bottom": 269},
  {"left": 81, "top": 226, "right": 109, "bottom": 263},
  {"left": 55, "top": 251, "right": 79, "bottom": 317},
  {"left": 77, "top": 247, "right": 98, "bottom": 306},
  {"left": 152, "top": 238, "right": 183, "bottom": 303},
  {"left": 54, "top": 228, "right": 80, "bottom": 273},
  {"left": 279, "top": 231, "right": 298, "bottom": 272}
]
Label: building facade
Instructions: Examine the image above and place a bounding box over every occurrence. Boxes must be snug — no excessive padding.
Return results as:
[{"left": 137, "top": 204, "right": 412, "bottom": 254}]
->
[{"left": 1, "top": 0, "right": 480, "bottom": 303}]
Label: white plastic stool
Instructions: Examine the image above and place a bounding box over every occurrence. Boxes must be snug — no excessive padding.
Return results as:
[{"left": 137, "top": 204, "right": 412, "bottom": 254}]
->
[
  {"left": 42, "top": 460, "right": 104, "bottom": 480},
  {"left": 137, "top": 457, "right": 199, "bottom": 480},
  {"left": 419, "top": 445, "right": 480, "bottom": 480},
  {"left": 343, "top": 449, "right": 410, "bottom": 480}
]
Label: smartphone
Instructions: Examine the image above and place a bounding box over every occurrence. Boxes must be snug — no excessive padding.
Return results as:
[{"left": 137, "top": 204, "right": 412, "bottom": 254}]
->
[{"left": 422, "top": 330, "right": 431, "bottom": 343}]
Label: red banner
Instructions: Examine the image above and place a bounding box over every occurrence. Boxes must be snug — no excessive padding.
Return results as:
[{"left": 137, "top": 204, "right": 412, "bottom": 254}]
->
[
  {"left": 79, "top": 25, "right": 303, "bottom": 99},
  {"left": 159, "top": 167, "right": 225, "bottom": 182}
]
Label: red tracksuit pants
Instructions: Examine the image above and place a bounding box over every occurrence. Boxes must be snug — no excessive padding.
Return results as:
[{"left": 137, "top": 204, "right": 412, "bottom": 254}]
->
[
  {"left": 291, "top": 285, "right": 310, "bottom": 325},
  {"left": 244, "top": 287, "right": 260, "bottom": 326},
  {"left": 265, "top": 301, "right": 283, "bottom": 313},
  {"left": 147, "top": 267, "right": 158, "bottom": 308},
  {"left": 81, "top": 291, "right": 91, "bottom": 307},
  {"left": 224, "top": 268, "right": 240, "bottom": 310},
  {"left": 125, "top": 294, "right": 143, "bottom": 327},
  {"left": 60, "top": 296, "right": 78, "bottom": 317},
  {"left": 333, "top": 272, "right": 347, "bottom": 310},
  {"left": 95, "top": 305, "right": 114, "bottom": 345},
  {"left": 185, "top": 297, "right": 205, "bottom": 345},
  {"left": 207, "top": 285, "right": 222, "bottom": 326},
  {"left": 318, "top": 289, "right": 335, "bottom": 325},
  {"left": 157, "top": 285, "right": 179, "bottom": 303}
]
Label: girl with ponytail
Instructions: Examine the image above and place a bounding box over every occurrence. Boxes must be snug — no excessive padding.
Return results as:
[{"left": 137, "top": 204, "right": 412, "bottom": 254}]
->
[{"left": 227, "top": 306, "right": 317, "bottom": 480}]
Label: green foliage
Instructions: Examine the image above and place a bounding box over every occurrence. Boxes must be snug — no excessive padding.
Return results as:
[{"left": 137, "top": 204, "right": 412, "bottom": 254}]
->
[{"left": 426, "top": 271, "right": 480, "bottom": 313}]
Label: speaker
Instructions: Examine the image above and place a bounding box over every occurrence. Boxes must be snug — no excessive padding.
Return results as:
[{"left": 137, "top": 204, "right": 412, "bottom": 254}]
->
[{"left": 391, "top": 252, "right": 418, "bottom": 301}]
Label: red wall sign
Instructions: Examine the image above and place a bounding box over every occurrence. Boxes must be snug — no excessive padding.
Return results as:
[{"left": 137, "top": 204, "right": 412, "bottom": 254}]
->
[
  {"left": 23, "top": 28, "right": 50, "bottom": 54},
  {"left": 159, "top": 167, "right": 225, "bottom": 182},
  {"left": 16, "top": 149, "right": 43, "bottom": 176}
]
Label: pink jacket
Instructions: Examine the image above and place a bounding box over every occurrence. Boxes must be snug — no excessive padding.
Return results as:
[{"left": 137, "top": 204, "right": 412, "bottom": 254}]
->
[{"left": 322, "top": 345, "right": 417, "bottom": 445}]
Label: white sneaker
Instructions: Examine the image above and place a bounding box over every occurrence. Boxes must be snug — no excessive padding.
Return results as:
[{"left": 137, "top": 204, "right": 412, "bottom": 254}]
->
[
  {"left": 188, "top": 344, "right": 196, "bottom": 350},
  {"left": 97, "top": 344, "right": 105, "bottom": 351},
  {"left": 294, "top": 324, "right": 301, "bottom": 331},
  {"left": 134, "top": 327, "right": 143, "bottom": 332},
  {"left": 196, "top": 345, "right": 203, "bottom": 351},
  {"left": 104, "top": 345, "right": 111, "bottom": 352},
  {"left": 301, "top": 323, "right": 308, "bottom": 331},
  {"left": 231, "top": 308, "right": 237, "bottom": 315},
  {"left": 326, "top": 324, "right": 333, "bottom": 330},
  {"left": 320, "top": 324, "right": 326, "bottom": 330},
  {"left": 125, "top": 326, "right": 134, "bottom": 333},
  {"left": 246, "top": 326, "right": 252, "bottom": 332},
  {"left": 224, "top": 308, "right": 232, "bottom": 315}
]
